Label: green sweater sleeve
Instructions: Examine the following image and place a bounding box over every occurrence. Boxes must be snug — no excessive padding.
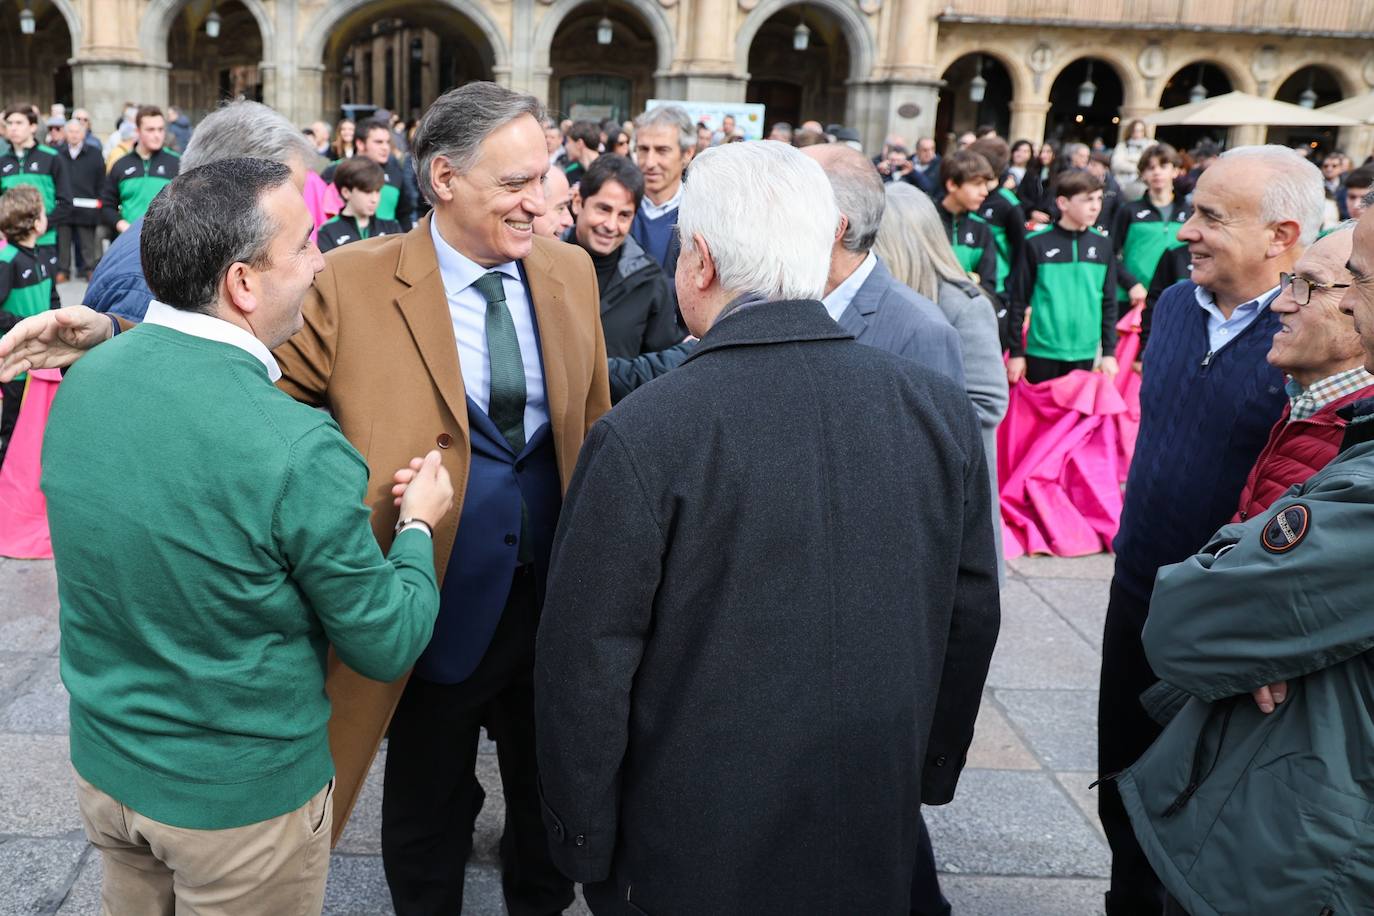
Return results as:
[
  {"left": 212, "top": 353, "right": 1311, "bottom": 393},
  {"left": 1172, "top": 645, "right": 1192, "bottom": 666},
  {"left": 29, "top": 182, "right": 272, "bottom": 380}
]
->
[{"left": 274, "top": 422, "right": 440, "bottom": 683}]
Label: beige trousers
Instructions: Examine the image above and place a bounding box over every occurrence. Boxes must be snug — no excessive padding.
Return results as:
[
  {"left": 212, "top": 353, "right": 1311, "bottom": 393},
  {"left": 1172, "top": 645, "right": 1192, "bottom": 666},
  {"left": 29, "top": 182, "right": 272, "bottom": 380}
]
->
[{"left": 74, "top": 770, "right": 333, "bottom": 916}]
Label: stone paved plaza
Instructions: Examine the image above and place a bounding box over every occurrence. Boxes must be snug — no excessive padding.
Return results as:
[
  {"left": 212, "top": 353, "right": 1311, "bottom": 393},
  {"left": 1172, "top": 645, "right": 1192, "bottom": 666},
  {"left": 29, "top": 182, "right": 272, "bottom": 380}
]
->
[
  {"left": 0, "top": 552, "right": 1114, "bottom": 916},
  {"left": 1, "top": 282, "right": 1113, "bottom": 914}
]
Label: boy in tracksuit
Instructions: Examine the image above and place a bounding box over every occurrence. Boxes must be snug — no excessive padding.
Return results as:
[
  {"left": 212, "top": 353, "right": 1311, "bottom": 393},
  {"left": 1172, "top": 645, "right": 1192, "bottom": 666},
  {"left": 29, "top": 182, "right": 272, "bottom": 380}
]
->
[
  {"left": 1006, "top": 169, "right": 1118, "bottom": 386},
  {"left": 317, "top": 158, "right": 403, "bottom": 253},
  {"left": 1, "top": 106, "right": 70, "bottom": 275},
  {"left": 101, "top": 105, "right": 180, "bottom": 234},
  {"left": 1111, "top": 143, "right": 1191, "bottom": 320},
  {"left": 970, "top": 137, "right": 1027, "bottom": 347},
  {"left": 0, "top": 185, "right": 60, "bottom": 467},
  {"left": 938, "top": 149, "right": 999, "bottom": 296}
]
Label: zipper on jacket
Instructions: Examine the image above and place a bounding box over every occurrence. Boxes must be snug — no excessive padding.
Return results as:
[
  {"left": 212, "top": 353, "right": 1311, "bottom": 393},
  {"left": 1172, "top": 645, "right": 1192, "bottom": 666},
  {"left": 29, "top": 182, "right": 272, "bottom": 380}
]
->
[
  {"left": 1088, "top": 770, "right": 1122, "bottom": 790},
  {"left": 1163, "top": 700, "right": 1236, "bottom": 817}
]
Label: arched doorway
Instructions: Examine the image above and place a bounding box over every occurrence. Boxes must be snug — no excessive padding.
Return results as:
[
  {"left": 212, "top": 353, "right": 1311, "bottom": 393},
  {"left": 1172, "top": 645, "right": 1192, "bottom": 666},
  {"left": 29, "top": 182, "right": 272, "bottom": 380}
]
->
[
  {"left": 1156, "top": 61, "right": 1234, "bottom": 152},
  {"left": 323, "top": 2, "right": 497, "bottom": 125},
  {"left": 548, "top": 1, "right": 660, "bottom": 123},
  {"left": 936, "top": 53, "right": 1013, "bottom": 146},
  {"left": 0, "top": 0, "right": 74, "bottom": 112},
  {"left": 1046, "top": 57, "right": 1124, "bottom": 147},
  {"left": 745, "top": 5, "right": 852, "bottom": 132},
  {"left": 166, "top": 1, "right": 265, "bottom": 122},
  {"left": 1271, "top": 65, "right": 1345, "bottom": 156}
]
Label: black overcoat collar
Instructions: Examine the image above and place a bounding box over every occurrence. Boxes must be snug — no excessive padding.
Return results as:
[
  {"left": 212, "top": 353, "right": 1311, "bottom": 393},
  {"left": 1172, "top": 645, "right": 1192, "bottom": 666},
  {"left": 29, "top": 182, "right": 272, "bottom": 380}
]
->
[{"left": 684, "top": 298, "right": 854, "bottom": 365}]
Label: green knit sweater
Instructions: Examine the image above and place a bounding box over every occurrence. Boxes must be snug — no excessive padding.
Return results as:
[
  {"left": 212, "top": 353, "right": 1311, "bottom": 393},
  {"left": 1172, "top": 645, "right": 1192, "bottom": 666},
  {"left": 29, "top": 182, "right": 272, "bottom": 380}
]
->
[{"left": 43, "top": 323, "right": 440, "bottom": 830}]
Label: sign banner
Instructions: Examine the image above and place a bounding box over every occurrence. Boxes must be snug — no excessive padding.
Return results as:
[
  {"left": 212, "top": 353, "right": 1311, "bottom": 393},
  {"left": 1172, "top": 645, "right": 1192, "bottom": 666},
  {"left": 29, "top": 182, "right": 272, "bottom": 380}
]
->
[{"left": 645, "top": 100, "right": 768, "bottom": 141}]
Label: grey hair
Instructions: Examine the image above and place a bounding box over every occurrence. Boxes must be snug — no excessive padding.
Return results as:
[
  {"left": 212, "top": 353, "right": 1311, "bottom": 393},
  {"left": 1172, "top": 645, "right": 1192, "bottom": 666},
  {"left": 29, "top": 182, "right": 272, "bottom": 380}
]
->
[
  {"left": 181, "top": 100, "right": 318, "bottom": 172},
  {"left": 872, "top": 182, "right": 970, "bottom": 301},
  {"left": 677, "top": 141, "right": 837, "bottom": 301},
  {"left": 633, "top": 104, "right": 694, "bottom": 153},
  {"left": 1219, "top": 145, "right": 1326, "bottom": 245},
  {"left": 1363, "top": 188, "right": 1374, "bottom": 211},
  {"left": 412, "top": 82, "right": 545, "bottom": 206},
  {"left": 818, "top": 145, "right": 886, "bottom": 252}
]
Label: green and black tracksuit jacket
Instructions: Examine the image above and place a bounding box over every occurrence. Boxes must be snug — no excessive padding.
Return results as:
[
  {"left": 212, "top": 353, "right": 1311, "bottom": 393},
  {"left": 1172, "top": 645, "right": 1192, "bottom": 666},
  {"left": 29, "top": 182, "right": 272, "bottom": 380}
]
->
[
  {"left": 976, "top": 185, "right": 1027, "bottom": 297},
  {"left": 1109, "top": 196, "right": 1190, "bottom": 304},
  {"left": 0, "top": 143, "right": 70, "bottom": 257},
  {"left": 938, "top": 200, "right": 998, "bottom": 295},
  {"left": 102, "top": 148, "right": 180, "bottom": 228},
  {"left": 0, "top": 242, "right": 61, "bottom": 381},
  {"left": 317, "top": 213, "right": 403, "bottom": 253},
  {"left": 1008, "top": 224, "right": 1117, "bottom": 361},
  {"left": 322, "top": 156, "right": 411, "bottom": 225}
]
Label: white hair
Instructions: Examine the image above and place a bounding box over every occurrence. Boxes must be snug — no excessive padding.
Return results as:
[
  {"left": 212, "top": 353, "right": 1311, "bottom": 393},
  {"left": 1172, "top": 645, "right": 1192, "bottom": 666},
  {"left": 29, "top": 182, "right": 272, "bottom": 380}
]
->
[
  {"left": 1219, "top": 144, "right": 1326, "bottom": 246},
  {"left": 677, "top": 141, "right": 838, "bottom": 301}
]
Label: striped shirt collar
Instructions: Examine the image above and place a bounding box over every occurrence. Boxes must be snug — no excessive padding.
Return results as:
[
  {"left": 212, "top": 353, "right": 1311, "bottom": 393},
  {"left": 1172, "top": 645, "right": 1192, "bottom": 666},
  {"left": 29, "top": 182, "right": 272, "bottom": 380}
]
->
[{"left": 1286, "top": 365, "right": 1374, "bottom": 421}]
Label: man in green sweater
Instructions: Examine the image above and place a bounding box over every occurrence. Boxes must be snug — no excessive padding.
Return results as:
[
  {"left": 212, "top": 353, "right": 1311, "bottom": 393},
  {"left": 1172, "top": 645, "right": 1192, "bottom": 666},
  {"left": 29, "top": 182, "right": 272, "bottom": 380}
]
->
[{"left": 41, "top": 157, "right": 453, "bottom": 915}]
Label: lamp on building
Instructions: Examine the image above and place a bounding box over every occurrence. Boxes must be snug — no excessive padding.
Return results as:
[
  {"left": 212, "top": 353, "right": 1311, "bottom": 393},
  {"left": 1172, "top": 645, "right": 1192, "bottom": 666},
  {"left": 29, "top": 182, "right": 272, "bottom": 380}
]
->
[
  {"left": 793, "top": 18, "right": 810, "bottom": 52},
  {"left": 969, "top": 56, "right": 987, "bottom": 104},
  {"left": 596, "top": 6, "right": 614, "bottom": 46},
  {"left": 19, "top": 0, "right": 35, "bottom": 34},
  {"left": 1189, "top": 64, "right": 1207, "bottom": 104},
  {"left": 205, "top": 2, "right": 222, "bottom": 39},
  {"left": 1077, "top": 61, "right": 1096, "bottom": 109},
  {"left": 342, "top": 54, "right": 355, "bottom": 77},
  {"left": 410, "top": 37, "right": 423, "bottom": 62},
  {"left": 1299, "top": 72, "right": 1317, "bottom": 109}
]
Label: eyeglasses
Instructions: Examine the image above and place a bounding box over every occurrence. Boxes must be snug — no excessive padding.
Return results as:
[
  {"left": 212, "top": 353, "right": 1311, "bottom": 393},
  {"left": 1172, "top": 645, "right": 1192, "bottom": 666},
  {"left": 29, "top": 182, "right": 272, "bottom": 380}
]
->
[{"left": 1280, "top": 271, "right": 1352, "bottom": 306}]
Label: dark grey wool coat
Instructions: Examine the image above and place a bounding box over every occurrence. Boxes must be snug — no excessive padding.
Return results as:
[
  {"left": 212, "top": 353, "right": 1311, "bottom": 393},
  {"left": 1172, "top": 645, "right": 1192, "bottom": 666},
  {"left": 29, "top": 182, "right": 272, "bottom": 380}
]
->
[{"left": 533, "top": 298, "right": 1001, "bottom": 916}]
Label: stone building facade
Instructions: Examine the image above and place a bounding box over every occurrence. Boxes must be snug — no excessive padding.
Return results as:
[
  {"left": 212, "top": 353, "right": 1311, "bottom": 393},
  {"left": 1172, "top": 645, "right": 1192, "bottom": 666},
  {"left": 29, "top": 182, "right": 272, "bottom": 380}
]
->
[{"left": 2, "top": 0, "right": 1372, "bottom": 153}]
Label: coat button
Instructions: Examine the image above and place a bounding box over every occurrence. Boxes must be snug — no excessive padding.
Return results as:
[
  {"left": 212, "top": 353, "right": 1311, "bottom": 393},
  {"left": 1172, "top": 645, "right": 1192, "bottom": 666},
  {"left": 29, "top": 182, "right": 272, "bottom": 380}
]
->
[
  {"left": 575, "top": 834, "right": 586, "bottom": 847},
  {"left": 1239, "top": 510, "right": 1248, "bottom": 521},
  {"left": 505, "top": 534, "right": 517, "bottom": 546},
  {"left": 934, "top": 755, "right": 947, "bottom": 767},
  {"left": 553, "top": 823, "right": 563, "bottom": 839},
  {"left": 436, "top": 433, "right": 453, "bottom": 449}
]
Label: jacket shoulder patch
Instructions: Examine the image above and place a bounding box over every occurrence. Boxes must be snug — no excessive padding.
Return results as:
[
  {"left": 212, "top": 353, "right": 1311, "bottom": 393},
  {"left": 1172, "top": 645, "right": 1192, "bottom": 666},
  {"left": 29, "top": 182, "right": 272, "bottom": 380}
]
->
[{"left": 1261, "top": 503, "right": 1310, "bottom": 554}]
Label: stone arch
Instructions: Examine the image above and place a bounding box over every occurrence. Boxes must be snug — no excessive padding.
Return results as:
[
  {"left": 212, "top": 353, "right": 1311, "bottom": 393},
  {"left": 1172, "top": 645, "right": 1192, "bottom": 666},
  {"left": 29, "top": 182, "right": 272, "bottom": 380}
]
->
[
  {"left": 533, "top": 0, "right": 674, "bottom": 77},
  {"left": 300, "top": 0, "right": 510, "bottom": 74},
  {"left": 46, "top": 0, "right": 82, "bottom": 54},
  {"left": 1270, "top": 61, "right": 1360, "bottom": 100},
  {"left": 935, "top": 46, "right": 1031, "bottom": 108},
  {"left": 735, "top": 0, "right": 875, "bottom": 83},
  {"left": 139, "top": 0, "right": 274, "bottom": 65},
  {"left": 1164, "top": 56, "right": 1254, "bottom": 99},
  {"left": 1043, "top": 50, "right": 1138, "bottom": 107}
]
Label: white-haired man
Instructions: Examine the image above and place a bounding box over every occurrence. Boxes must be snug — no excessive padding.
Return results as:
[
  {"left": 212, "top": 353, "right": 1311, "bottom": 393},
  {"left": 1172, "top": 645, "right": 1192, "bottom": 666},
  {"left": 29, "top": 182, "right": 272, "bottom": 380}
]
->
[
  {"left": 1099, "top": 145, "right": 1323, "bottom": 916},
  {"left": 533, "top": 140, "right": 1000, "bottom": 915}
]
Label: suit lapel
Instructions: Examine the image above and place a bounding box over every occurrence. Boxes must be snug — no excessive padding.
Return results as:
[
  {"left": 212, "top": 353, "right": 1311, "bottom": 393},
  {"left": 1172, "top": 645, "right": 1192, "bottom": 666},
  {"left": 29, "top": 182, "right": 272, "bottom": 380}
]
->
[
  {"left": 394, "top": 216, "right": 471, "bottom": 448},
  {"left": 524, "top": 239, "right": 570, "bottom": 443},
  {"left": 838, "top": 262, "right": 881, "bottom": 338}
]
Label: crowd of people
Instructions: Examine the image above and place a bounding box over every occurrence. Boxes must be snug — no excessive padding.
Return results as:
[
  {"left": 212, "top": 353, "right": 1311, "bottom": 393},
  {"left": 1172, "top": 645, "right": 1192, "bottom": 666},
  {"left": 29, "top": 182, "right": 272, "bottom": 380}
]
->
[{"left": 0, "top": 80, "right": 1373, "bottom": 916}]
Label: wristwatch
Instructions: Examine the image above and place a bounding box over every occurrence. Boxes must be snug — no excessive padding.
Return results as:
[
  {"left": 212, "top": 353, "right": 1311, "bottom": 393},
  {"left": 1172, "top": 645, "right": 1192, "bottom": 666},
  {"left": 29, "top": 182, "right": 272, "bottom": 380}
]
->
[{"left": 394, "top": 518, "right": 434, "bottom": 538}]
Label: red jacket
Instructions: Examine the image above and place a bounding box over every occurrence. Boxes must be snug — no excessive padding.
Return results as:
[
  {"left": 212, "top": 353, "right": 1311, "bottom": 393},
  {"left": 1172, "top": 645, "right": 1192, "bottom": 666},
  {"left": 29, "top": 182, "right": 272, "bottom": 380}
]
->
[{"left": 1233, "top": 385, "right": 1374, "bottom": 522}]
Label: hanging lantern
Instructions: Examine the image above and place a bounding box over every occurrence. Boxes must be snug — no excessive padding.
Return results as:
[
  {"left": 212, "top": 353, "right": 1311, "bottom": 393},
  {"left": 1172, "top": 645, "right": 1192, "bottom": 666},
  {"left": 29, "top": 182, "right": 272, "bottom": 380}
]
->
[
  {"left": 1189, "top": 64, "right": 1207, "bottom": 104},
  {"left": 1299, "top": 72, "right": 1317, "bottom": 109},
  {"left": 793, "top": 20, "right": 810, "bottom": 52},
  {"left": 19, "top": 0, "right": 35, "bottom": 34},
  {"left": 1077, "top": 61, "right": 1096, "bottom": 109},
  {"left": 969, "top": 56, "right": 987, "bottom": 104},
  {"left": 596, "top": 15, "right": 613, "bottom": 45},
  {"left": 205, "top": 4, "right": 222, "bottom": 39}
]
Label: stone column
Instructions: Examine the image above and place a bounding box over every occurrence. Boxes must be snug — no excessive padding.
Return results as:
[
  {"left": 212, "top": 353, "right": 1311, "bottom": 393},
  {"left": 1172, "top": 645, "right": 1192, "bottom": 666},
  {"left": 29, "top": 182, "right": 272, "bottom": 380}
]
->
[
  {"left": 1009, "top": 100, "right": 1050, "bottom": 144},
  {"left": 849, "top": 79, "right": 941, "bottom": 153},
  {"left": 71, "top": 59, "right": 169, "bottom": 134}
]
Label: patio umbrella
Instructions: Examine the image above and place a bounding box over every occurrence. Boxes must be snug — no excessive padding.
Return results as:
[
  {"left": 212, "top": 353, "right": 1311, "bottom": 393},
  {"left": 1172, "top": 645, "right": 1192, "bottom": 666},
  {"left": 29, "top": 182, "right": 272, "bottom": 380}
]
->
[
  {"left": 1319, "top": 92, "right": 1374, "bottom": 125},
  {"left": 1144, "top": 91, "right": 1362, "bottom": 127}
]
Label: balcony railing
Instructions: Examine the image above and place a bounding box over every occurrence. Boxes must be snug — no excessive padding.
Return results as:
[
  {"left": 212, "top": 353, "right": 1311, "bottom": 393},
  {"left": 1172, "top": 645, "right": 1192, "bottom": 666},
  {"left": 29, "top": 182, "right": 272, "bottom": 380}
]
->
[{"left": 937, "top": 0, "right": 1374, "bottom": 37}]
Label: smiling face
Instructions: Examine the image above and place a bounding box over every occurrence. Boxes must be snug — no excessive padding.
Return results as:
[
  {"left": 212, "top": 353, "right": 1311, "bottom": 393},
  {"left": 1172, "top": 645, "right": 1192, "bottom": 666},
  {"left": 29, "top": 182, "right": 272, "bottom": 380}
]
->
[
  {"left": 432, "top": 113, "right": 549, "bottom": 267},
  {"left": 574, "top": 178, "right": 636, "bottom": 256},
  {"left": 242, "top": 182, "right": 325, "bottom": 349},
  {"left": 532, "top": 165, "right": 574, "bottom": 239},
  {"left": 1177, "top": 157, "right": 1285, "bottom": 300},
  {"left": 635, "top": 124, "right": 691, "bottom": 202},
  {"left": 1268, "top": 229, "right": 1361, "bottom": 386}
]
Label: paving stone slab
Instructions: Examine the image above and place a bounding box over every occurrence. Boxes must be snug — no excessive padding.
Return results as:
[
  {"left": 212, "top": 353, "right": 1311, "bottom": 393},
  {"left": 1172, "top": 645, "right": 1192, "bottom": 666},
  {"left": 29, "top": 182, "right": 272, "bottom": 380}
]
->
[
  {"left": 55, "top": 846, "right": 100, "bottom": 915},
  {"left": 0, "top": 733, "right": 82, "bottom": 837},
  {"left": 994, "top": 689, "right": 1098, "bottom": 771},
  {"left": 941, "top": 874, "right": 1107, "bottom": 916},
  {"left": 1010, "top": 553, "right": 1115, "bottom": 581},
  {"left": 1054, "top": 771, "right": 1106, "bottom": 838},
  {"left": 924, "top": 770, "right": 1109, "bottom": 879},
  {"left": 322, "top": 855, "right": 512, "bottom": 916},
  {"left": 0, "top": 655, "right": 69, "bottom": 733},
  {"left": 965, "top": 695, "right": 1040, "bottom": 771},
  {"left": 986, "top": 581, "right": 1100, "bottom": 691},
  {"left": 0, "top": 652, "right": 41, "bottom": 704},
  {"left": 0, "top": 561, "right": 60, "bottom": 655},
  {"left": 0, "top": 837, "right": 87, "bottom": 916},
  {"left": 1026, "top": 577, "right": 1110, "bottom": 651}
]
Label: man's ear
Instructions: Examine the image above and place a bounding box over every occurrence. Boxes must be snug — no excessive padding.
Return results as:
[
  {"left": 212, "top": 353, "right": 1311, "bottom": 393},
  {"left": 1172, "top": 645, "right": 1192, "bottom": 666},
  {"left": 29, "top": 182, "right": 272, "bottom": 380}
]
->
[
  {"left": 222, "top": 261, "right": 259, "bottom": 319},
  {"left": 570, "top": 187, "right": 583, "bottom": 216},
  {"left": 834, "top": 213, "right": 849, "bottom": 245},
  {"left": 691, "top": 232, "right": 716, "bottom": 292},
  {"left": 1269, "top": 219, "right": 1303, "bottom": 258},
  {"left": 429, "top": 156, "right": 456, "bottom": 204}
]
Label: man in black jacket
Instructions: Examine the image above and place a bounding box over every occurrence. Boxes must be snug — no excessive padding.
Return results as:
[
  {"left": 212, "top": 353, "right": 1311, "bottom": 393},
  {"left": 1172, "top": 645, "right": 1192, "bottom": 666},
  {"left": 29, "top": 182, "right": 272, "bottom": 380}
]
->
[
  {"left": 535, "top": 139, "right": 999, "bottom": 916},
  {"left": 54, "top": 118, "right": 106, "bottom": 280},
  {"left": 570, "top": 154, "right": 682, "bottom": 360}
]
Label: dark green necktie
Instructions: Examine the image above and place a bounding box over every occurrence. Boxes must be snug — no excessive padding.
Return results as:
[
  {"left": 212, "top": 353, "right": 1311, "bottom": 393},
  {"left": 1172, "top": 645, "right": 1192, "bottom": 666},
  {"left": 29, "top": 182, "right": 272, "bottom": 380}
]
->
[{"left": 473, "top": 271, "right": 526, "bottom": 453}]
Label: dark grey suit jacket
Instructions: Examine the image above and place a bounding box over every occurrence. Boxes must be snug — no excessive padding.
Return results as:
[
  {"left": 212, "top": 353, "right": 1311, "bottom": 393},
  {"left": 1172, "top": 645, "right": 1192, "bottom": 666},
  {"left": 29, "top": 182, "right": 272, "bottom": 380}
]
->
[{"left": 837, "top": 256, "right": 967, "bottom": 388}]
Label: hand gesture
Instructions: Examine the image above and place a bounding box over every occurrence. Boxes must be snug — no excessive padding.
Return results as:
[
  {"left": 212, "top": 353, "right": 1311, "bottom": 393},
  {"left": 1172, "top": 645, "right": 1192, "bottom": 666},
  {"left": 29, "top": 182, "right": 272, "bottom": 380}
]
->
[
  {"left": 393, "top": 450, "right": 454, "bottom": 528},
  {"left": 0, "top": 306, "right": 114, "bottom": 382}
]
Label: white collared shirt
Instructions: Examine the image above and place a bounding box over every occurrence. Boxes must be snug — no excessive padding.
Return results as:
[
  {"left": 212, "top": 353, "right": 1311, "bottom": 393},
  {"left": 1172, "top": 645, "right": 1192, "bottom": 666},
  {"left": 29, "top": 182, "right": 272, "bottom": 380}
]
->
[
  {"left": 429, "top": 218, "right": 548, "bottom": 437},
  {"left": 1193, "top": 284, "right": 1279, "bottom": 354},
  {"left": 639, "top": 182, "right": 684, "bottom": 222},
  {"left": 142, "top": 299, "right": 281, "bottom": 381},
  {"left": 821, "top": 251, "right": 878, "bottom": 324}
]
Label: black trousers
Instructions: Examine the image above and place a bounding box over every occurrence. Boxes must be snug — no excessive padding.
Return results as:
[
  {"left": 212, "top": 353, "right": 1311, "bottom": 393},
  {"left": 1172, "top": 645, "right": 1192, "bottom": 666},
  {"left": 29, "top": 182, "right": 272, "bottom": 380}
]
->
[
  {"left": 0, "top": 378, "right": 24, "bottom": 469},
  {"left": 1098, "top": 576, "right": 1166, "bottom": 916},
  {"left": 57, "top": 223, "right": 101, "bottom": 277},
  {"left": 382, "top": 566, "right": 573, "bottom": 916},
  {"left": 910, "top": 810, "right": 951, "bottom": 916},
  {"left": 1025, "top": 355, "right": 1095, "bottom": 384}
]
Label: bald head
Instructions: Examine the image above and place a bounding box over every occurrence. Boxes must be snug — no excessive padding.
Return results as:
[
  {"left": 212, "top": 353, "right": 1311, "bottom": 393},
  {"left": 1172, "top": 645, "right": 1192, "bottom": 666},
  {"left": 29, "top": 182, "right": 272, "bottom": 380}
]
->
[
  {"left": 532, "top": 164, "right": 574, "bottom": 239},
  {"left": 803, "top": 143, "right": 885, "bottom": 253}
]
